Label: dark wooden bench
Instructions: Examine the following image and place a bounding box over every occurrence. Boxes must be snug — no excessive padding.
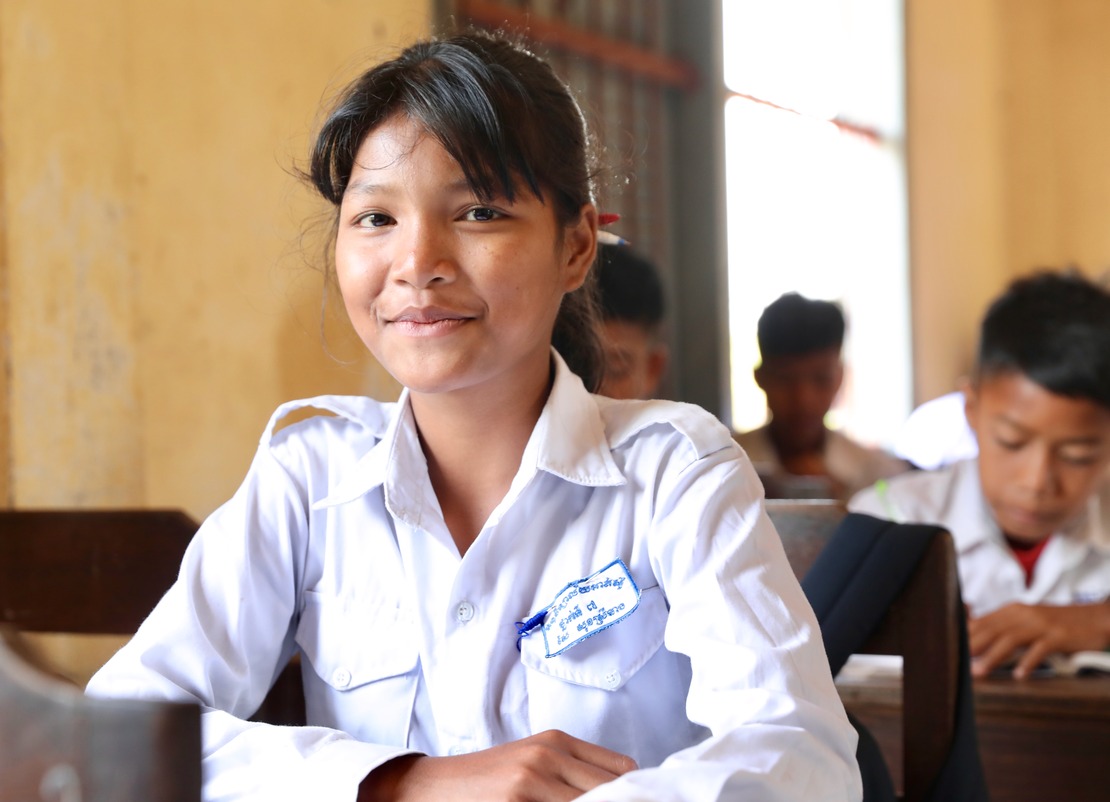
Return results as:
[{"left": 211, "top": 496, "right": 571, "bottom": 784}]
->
[{"left": 0, "top": 508, "right": 305, "bottom": 725}]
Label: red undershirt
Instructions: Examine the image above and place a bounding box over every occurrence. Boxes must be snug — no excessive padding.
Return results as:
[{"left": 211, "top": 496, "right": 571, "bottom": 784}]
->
[{"left": 1005, "top": 536, "right": 1052, "bottom": 587}]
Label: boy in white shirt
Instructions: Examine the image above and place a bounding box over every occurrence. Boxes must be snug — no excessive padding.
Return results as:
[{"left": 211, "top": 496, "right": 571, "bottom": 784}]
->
[
  {"left": 851, "top": 271, "right": 1110, "bottom": 678},
  {"left": 737, "top": 292, "right": 909, "bottom": 500}
]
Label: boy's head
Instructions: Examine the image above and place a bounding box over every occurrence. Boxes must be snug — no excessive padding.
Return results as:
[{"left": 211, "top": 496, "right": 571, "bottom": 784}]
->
[
  {"left": 964, "top": 270, "right": 1110, "bottom": 543},
  {"left": 595, "top": 244, "right": 669, "bottom": 400},
  {"left": 753, "top": 293, "right": 846, "bottom": 451}
]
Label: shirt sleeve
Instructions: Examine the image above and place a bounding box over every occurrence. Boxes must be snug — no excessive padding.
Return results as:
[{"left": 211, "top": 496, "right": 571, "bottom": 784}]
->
[
  {"left": 85, "top": 440, "right": 415, "bottom": 802},
  {"left": 579, "top": 443, "right": 863, "bottom": 802}
]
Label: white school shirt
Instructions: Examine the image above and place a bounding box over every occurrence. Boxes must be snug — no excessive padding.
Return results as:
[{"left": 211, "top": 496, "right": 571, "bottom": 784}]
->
[
  {"left": 88, "top": 353, "right": 861, "bottom": 802},
  {"left": 849, "top": 458, "right": 1110, "bottom": 617},
  {"left": 736, "top": 424, "right": 909, "bottom": 501}
]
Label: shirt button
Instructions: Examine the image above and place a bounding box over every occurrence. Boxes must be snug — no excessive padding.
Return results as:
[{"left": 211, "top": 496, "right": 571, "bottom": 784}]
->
[
  {"left": 332, "top": 667, "right": 352, "bottom": 688},
  {"left": 455, "top": 601, "right": 475, "bottom": 623},
  {"left": 603, "top": 670, "right": 621, "bottom": 690}
]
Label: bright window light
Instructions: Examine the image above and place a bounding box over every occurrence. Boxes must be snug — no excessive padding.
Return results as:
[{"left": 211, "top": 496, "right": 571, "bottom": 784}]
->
[{"left": 723, "top": 0, "right": 911, "bottom": 447}]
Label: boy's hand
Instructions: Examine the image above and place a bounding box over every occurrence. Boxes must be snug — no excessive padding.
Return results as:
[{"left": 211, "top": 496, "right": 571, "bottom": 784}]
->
[
  {"left": 968, "top": 601, "right": 1110, "bottom": 679},
  {"left": 359, "top": 729, "right": 637, "bottom": 802}
]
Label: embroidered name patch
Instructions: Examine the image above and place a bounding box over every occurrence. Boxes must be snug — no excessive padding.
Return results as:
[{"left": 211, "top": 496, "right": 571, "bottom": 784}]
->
[{"left": 537, "top": 559, "right": 641, "bottom": 657}]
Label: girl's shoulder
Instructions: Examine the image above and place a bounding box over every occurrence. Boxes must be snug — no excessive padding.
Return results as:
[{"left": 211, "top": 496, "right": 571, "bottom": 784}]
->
[
  {"left": 261, "top": 394, "right": 398, "bottom": 450},
  {"left": 594, "top": 396, "right": 739, "bottom": 464}
]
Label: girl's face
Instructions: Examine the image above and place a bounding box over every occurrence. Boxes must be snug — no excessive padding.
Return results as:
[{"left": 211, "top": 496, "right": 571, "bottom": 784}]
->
[{"left": 335, "top": 114, "right": 596, "bottom": 402}]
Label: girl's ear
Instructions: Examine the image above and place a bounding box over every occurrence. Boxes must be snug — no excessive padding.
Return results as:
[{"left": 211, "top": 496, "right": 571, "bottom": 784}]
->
[{"left": 561, "top": 204, "right": 598, "bottom": 292}]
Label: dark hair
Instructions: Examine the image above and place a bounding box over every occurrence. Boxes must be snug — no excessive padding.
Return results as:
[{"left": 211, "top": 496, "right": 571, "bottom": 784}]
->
[
  {"left": 595, "top": 244, "right": 666, "bottom": 334},
  {"left": 976, "top": 269, "right": 1110, "bottom": 409},
  {"left": 756, "top": 292, "right": 846, "bottom": 359},
  {"left": 308, "top": 32, "right": 604, "bottom": 390}
]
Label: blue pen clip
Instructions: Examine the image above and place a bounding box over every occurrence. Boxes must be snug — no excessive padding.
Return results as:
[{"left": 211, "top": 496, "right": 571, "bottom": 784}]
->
[{"left": 514, "top": 609, "right": 547, "bottom": 651}]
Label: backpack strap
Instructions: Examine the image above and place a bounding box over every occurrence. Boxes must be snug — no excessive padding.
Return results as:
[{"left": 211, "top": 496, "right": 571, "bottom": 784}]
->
[{"left": 801, "top": 513, "right": 989, "bottom": 802}]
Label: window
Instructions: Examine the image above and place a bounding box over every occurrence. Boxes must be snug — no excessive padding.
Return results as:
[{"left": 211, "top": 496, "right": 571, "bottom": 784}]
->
[{"left": 723, "top": 0, "right": 910, "bottom": 446}]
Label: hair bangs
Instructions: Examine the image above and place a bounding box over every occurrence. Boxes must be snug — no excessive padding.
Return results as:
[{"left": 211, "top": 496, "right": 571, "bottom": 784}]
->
[{"left": 398, "top": 49, "right": 544, "bottom": 207}]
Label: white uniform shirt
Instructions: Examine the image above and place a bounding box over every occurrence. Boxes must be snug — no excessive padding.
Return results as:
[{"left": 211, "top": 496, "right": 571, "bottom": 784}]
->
[
  {"left": 88, "top": 354, "right": 860, "bottom": 802},
  {"left": 736, "top": 424, "right": 909, "bottom": 500},
  {"left": 849, "top": 459, "right": 1110, "bottom": 617}
]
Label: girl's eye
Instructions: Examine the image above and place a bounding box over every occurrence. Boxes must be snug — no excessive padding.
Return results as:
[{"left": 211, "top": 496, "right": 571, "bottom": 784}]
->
[
  {"left": 995, "top": 437, "right": 1024, "bottom": 452},
  {"left": 464, "top": 207, "right": 501, "bottom": 222},
  {"left": 356, "top": 212, "right": 394, "bottom": 228}
]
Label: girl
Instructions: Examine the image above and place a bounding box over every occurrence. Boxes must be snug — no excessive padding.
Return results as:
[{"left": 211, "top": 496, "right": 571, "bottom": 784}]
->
[{"left": 88, "top": 32, "right": 860, "bottom": 802}]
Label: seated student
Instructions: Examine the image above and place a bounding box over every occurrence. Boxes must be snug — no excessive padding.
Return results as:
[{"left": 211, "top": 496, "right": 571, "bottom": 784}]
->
[
  {"left": 850, "top": 270, "right": 1110, "bottom": 679},
  {"left": 737, "top": 292, "right": 909, "bottom": 500},
  {"left": 86, "top": 32, "right": 860, "bottom": 801},
  {"left": 594, "top": 243, "right": 669, "bottom": 400}
]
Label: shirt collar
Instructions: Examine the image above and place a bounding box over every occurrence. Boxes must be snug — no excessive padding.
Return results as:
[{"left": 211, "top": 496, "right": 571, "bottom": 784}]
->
[
  {"left": 945, "top": 460, "right": 1001, "bottom": 553},
  {"left": 313, "top": 350, "right": 625, "bottom": 512},
  {"left": 530, "top": 351, "right": 625, "bottom": 486}
]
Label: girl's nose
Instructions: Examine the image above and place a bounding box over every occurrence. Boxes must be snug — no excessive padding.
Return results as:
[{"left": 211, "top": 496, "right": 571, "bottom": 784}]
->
[{"left": 393, "top": 220, "right": 457, "bottom": 289}]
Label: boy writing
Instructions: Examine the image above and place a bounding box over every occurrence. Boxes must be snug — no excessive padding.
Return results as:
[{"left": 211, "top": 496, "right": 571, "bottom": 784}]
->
[{"left": 851, "top": 271, "right": 1110, "bottom": 678}]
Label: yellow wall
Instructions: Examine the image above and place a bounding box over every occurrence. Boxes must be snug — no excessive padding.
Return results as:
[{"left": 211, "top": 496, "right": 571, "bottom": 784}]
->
[
  {"left": 998, "top": 0, "right": 1110, "bottom": 273},
  {"left": 1, "top": 1, "right": 429, "bottom": 517},
  {"left": 908, "top": 0, "right": 1110, "bottom": 402},
  {"left": 5, "top": 2, "right": 1110, "bottom": 516},
  {"left": 907, "top": 0, "right": 1006, "bottom": 401}
]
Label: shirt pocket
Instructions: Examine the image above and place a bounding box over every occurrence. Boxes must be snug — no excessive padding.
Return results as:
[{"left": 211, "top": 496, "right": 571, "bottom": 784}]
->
[
  {"left": 520, "top": 585, "right": 701, "bottom": 766},
  {"left": 520, "top": 585, "right": 668, "bottom": 691},
  {"left": 294, "top": 590, "right": 419, "bottom": 743}
]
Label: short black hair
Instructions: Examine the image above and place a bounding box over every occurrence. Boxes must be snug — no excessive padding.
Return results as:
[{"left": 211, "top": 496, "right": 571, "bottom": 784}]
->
[
  {"left": 757, "top": 293, "right": 846, "bottom": 359},
  {"left": 595, "top": 244, "right": 665, "bottom": 333},
  {"left": 977, "top": 269, "right": 1110, "bottom": 409}
]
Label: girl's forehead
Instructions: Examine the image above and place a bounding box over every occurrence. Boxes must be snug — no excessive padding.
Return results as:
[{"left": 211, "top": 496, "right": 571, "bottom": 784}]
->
[
  {"left": 352, "top": 112, "right": 549, "bottom": 209},
  {"left": 348, "top": 119, "right": 467, "bottom": 193},
  {"left": 358, "top": 115, "right": 435, "bottom": 161},
  {"left": 354, "top": 116, "right": 476, "bottom": 184}
]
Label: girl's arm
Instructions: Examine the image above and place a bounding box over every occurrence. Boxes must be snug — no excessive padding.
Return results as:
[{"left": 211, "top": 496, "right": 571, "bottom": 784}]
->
[
  {"left": 357, "top": 732, "right": 635, "bottom": 802},
  {"left": 579, "top": 445, "right": 862, "bottom": 802},
  {"left": 87, "top": 436, "right": 411, "bottom": 802}
]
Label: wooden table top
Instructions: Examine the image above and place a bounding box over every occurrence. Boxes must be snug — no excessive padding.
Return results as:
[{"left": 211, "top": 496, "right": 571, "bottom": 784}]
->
[{"left": 837, "top": 670, "right": 1110, "bottom": 721}]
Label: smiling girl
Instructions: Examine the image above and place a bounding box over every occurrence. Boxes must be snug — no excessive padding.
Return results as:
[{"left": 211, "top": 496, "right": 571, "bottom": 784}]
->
[{"left": 88, "top": 32, "right": 860, "bottom": 802}]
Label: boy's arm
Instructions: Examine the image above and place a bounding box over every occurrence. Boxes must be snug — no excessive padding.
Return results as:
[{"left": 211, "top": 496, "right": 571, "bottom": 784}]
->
[{"left": 968, "top": 601, "right": 1110, "bottom": 678}]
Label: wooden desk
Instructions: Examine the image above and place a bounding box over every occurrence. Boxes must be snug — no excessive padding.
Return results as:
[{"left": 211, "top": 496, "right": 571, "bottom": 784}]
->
[{"left": 838, "top": 671, "right": 1110, "bottom": 801}]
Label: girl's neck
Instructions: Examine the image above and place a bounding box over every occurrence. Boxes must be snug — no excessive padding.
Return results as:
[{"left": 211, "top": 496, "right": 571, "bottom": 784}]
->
[{"left": 410, "top": 362, "right": 553, "bottom": 555}]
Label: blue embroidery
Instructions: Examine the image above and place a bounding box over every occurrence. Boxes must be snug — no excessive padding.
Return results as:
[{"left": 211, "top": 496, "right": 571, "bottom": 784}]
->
[
  {"left": 513, "top": 559, "right": 642, "bottom": 658},
  {"left": 514, "top": 609, "right": 548, "bottom": 651}
]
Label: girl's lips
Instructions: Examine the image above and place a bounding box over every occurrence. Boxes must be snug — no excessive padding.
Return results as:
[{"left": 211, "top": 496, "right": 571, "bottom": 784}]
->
[
  {"left": 389, "top": 306, "right": 473, "bottom": 337},
  {"left": 390, "top": 305, "right": 471, "bottom": 324}
]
